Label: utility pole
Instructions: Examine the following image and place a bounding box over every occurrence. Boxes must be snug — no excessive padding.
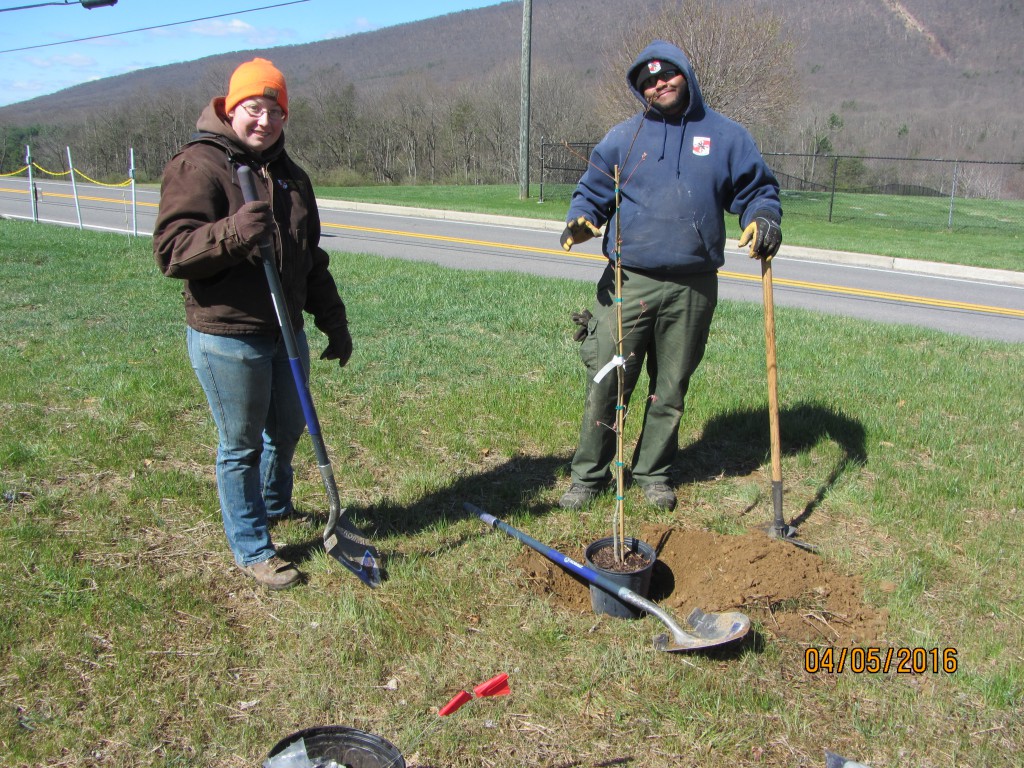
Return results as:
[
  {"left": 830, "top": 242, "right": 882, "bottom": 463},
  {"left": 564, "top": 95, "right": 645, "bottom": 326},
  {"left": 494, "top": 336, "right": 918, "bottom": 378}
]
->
[{"left": 518, "top": 0, "right": 532, "bottom": 200}]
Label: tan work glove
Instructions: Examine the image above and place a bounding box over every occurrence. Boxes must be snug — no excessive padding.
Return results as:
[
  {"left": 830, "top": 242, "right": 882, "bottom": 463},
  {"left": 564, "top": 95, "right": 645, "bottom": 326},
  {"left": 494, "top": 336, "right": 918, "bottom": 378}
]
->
[
  {"left": 559, "top": 216, "right": 601, "bottom": 251},
  {"left": 738, "top": 211, "right": 782, "bottom": 260}
]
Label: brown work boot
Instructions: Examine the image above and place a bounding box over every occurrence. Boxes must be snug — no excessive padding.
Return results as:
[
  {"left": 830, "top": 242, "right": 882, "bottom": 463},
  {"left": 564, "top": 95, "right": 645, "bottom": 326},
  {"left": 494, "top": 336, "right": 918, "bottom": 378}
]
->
[
  {"left": 238, "top": 555, "right": 302, "bottom": 590},
  {"left": 558, "top": 482, "right": 601, "bottom": 510},
  {"left": 267, "top": 507, "right": 311, "bottom": 527},
  {"left": 641, "top": 482, "right": 677, "bottom": 511}
]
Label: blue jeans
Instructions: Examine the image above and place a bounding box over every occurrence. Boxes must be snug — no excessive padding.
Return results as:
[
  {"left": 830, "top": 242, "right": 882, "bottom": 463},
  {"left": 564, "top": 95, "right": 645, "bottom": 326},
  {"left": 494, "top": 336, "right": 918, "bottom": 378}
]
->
[{"left": 187, "top": 327, "right": 309, "bottom": 566}]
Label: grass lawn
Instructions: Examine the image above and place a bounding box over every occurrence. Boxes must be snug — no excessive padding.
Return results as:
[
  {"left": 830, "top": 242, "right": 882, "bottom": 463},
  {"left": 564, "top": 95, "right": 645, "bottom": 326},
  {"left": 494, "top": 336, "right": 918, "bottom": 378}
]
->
[{"left": 1, "top": 219, "right": 1022, "bottom": 767}]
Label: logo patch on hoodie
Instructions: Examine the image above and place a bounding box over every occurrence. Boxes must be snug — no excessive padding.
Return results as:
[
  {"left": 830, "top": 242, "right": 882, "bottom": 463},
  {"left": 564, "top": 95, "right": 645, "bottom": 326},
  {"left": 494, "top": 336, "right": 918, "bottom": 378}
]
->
[{"left": 693, "top": 137, "right": 711, "bottom": 156}]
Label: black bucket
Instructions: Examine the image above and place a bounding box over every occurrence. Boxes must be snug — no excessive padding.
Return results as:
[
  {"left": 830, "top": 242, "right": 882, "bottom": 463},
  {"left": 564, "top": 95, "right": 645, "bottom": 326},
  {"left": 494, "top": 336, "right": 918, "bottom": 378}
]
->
[
  {"left": 583, "top": 536, "right": 656, "bottom": 619},
  {"left": 265, "top": 725, "right": 405, "bottom": 768}
]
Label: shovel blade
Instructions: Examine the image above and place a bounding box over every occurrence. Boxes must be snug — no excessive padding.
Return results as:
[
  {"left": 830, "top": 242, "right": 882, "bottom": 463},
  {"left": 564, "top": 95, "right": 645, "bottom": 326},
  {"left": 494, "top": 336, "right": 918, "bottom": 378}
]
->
[
  {"left": 653, "top": 608, "right": 751, "bottom": 652},
  {"left": 765, "top": 521, "right": 818, "bottom": 553},
  {"left": 324, "top": 513, "right": 382, "bottom": 588}
]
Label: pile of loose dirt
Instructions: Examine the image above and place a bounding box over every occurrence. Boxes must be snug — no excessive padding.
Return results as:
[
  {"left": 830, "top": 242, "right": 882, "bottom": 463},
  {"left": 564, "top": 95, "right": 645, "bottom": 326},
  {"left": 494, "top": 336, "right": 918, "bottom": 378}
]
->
[{"left": 512, "top": 523, "right": 888, "bottom": 646}]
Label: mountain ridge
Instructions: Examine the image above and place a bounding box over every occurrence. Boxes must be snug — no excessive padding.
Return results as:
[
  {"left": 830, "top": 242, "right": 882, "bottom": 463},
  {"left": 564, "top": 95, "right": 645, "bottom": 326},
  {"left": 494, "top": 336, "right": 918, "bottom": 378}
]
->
[{"left": 2, "top": 0, "right": 1021, "bottom": 159}]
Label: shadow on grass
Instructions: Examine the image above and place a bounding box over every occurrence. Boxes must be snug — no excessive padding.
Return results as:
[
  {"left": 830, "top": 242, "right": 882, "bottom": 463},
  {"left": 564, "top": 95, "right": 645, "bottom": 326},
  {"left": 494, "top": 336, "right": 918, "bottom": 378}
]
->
[
  {"left": 367, "top": 454, "right": 569, "bottom": 537},
  {"left": 281, "top": 400, "right": 865, "bottom": 574},
  {"left": 278, "top": 454, "right": 569, "bottom": 571},
  {"left": 672, "top": 399, "right": 867, "bottom": 529}
]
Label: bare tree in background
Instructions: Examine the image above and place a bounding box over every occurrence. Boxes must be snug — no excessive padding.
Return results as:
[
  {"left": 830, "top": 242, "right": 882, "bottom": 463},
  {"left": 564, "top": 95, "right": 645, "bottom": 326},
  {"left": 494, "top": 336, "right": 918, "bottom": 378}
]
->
[
  {"left": 598, "top": 0, "right": 798, "bottom": 136},
  {"left": 288, "top": 69, "right": 362, "bottom": 181}
]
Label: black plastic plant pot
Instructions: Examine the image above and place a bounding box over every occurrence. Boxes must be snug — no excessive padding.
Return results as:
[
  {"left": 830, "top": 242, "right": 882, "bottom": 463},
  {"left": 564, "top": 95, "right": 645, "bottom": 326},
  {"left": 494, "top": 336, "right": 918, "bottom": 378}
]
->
[
  {"left": 583, "top": 536, "right": 656, "bottom": 619},
  {"left": 265, "top": 725, "right": 405, "bottom": 768}
]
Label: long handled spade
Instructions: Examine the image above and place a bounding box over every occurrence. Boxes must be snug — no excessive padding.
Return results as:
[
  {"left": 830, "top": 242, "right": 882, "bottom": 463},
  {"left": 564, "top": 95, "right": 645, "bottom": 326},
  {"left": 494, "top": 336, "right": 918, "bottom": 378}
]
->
[
  {"left": 467, "top": 502, "right": 750, "bottom": 652},
  {"left": 761, "top": 257, "right": 815, "bottom": 552},
  {"left": 238, "top": 166, "right": 382, "bottom": 587}
]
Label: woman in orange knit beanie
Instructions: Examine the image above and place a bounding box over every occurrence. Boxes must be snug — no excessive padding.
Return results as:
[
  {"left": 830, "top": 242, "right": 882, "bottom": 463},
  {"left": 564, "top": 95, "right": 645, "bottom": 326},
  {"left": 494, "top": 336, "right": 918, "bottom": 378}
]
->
[
  {"left": 224, "top": 57, "right": 289, "bottom": 118},
  {"left": 154, "top": 58, "right": 353, "bottom": 591}
]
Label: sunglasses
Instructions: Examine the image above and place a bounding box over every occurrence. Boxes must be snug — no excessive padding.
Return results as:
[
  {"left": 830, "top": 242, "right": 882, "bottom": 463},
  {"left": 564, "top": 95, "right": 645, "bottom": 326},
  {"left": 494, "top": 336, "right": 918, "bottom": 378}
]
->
[{"left": 639, "top": 69, "right": 681, "bottom": 90}]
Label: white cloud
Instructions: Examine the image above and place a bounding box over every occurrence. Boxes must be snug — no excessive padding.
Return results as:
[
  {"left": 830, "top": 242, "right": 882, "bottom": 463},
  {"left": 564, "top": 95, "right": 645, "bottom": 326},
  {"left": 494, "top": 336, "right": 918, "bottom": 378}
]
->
[
  {"left": 190, "top": 19, "right": 256, "bottom": 38},
  {"left": 185, "top": 18, "right": 298, "bottom": 47},
  {"left": 24, "top": 53, "right": 97, "bottom": 70},
  {"left": 11, "top": 78, "right": 46, "bottom": 93}
]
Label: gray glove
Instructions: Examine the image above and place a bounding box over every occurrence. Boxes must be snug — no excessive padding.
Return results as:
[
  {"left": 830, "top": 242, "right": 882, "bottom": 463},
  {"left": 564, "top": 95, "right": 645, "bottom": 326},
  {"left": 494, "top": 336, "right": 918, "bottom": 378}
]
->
[
  {"left": 571, "top": 309, "right": 592, "bottom": 342},
  {"left": 560, "top": 216, "right": 601, "bottom": 251},
  {"left": 738, "top": 210, "right": 782, "bottom": 260},
  {"left": 233, "top": 201, "right": 275, "bottom": 248}
]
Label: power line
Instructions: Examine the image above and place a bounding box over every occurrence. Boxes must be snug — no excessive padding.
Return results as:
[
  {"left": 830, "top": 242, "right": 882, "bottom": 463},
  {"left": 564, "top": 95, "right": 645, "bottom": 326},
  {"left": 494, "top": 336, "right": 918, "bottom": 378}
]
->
[
  {"left": 1, "top": 1, "right": 116, "bottom": 11},
  {"left": 0, "top": 0, "right": 310, "bottom": 54}
]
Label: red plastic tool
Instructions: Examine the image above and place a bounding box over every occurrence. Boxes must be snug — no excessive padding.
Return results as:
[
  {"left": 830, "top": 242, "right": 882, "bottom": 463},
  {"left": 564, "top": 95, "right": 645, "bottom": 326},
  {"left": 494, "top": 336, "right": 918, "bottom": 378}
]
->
[{"left": 438, "top": 673, "right": 510, "bottom": 717}]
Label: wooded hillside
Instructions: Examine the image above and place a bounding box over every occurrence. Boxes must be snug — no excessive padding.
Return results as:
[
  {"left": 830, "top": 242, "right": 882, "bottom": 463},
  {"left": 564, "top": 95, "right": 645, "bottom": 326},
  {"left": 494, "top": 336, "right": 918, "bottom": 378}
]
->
[{"left": 1, "top": 0, "right": 1020, "bottom": 184}]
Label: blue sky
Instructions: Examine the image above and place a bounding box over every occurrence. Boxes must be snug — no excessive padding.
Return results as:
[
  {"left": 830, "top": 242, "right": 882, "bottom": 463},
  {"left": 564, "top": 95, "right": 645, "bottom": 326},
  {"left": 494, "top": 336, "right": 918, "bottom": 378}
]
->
[{"left": 0, "top": 0, "right": 505, "bottom": 108}]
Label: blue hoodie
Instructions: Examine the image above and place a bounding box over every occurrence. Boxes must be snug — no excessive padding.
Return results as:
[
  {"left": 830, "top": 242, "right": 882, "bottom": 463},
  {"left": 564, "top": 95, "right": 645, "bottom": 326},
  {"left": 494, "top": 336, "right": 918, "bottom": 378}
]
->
[{"left": 566, "top": 40, "right": 781, "bottom": 273}]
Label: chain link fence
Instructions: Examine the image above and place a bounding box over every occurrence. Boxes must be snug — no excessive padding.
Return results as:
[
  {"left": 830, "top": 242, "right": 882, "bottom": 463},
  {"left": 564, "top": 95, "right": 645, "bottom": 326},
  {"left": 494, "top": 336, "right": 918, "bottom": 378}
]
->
[
  {"left": 539, "top": 141, "right": 1024, "bottom": 236},
  {"left": 537, "top": 140, "right": 595, "bottom": 203},
  {"left": 764, "top": 153, "right": 1023, "bottom": 235}
]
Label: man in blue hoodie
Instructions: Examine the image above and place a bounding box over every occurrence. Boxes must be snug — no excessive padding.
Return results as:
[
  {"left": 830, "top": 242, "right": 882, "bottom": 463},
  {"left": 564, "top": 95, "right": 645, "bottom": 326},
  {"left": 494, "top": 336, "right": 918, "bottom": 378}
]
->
[{"left": 559, "top": 39, "right": 782, "bottom": 512}]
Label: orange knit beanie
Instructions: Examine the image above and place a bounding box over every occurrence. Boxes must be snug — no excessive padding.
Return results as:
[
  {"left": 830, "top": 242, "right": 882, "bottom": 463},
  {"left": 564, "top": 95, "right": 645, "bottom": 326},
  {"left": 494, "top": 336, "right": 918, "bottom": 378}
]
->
[{"left": 225, "top": 58, "right": 288, "bottom": 117}]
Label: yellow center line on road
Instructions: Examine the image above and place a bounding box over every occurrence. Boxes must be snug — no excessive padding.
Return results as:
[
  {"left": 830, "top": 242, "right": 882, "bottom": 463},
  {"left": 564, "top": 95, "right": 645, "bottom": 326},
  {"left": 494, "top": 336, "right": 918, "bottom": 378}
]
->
[
  {"left": 3, "top": 193, "right": 1020, "bottom": 321},
  {"left": 324, "top": 220, "right": 605, "bottom": 261},
  {"left": 0, "top": 185, "right": 160, "bottom": 207},
  {"left": 326, "top": 221, "right": 1024, "bottom": 319},
  {"left": 722, "top": 271, "right": 1024, "bottom": 317}
]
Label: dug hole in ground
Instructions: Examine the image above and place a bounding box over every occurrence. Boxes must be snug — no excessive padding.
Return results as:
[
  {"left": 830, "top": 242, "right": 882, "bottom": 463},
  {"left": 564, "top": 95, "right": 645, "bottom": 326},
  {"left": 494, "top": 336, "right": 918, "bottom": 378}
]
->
[{"left": 516, "top": 523, "right": 887, "bottom": 646}]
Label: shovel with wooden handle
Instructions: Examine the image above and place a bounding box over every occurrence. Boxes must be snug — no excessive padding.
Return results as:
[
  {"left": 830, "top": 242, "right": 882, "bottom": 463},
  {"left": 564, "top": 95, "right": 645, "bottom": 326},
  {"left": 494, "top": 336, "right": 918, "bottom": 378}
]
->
[{"left": 761, "top": 257, "right": 816, "bottom": 552}]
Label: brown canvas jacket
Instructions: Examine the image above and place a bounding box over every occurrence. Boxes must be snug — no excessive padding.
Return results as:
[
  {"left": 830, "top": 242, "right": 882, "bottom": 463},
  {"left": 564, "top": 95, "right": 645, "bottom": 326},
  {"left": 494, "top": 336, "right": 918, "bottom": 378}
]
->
[{"left": 153, "top": 99, "right": 347, "bottom": 341}]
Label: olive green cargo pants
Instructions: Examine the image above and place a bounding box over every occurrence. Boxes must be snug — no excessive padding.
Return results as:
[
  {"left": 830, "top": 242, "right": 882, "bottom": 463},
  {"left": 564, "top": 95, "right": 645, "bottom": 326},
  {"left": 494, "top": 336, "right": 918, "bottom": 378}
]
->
[{"left": 569, "top": 265, "right": 717, "bottom": 489}]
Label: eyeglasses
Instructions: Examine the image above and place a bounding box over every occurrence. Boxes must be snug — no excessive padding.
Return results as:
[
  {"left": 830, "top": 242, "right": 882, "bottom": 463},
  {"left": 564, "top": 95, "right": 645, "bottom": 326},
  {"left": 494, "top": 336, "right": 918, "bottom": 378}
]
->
[{"left": 239, "top": 102, "right": 285, "bottom": 121}]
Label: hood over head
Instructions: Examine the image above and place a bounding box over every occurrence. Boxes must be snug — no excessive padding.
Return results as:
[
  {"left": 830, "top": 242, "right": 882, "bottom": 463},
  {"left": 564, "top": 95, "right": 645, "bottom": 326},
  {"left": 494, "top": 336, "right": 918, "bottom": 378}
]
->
[{"left": 627, "top": 40, "right": 704, "bottom": 120}]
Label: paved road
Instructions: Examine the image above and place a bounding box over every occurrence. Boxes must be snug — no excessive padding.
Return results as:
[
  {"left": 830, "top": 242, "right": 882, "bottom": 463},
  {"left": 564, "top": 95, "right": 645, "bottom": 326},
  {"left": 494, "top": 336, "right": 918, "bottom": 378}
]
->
[
  {"left": 316, "top": 201, "right": 1024, "bottom": 343},
  {"left": 3, "top": 178, "right": 1023, "bottom": 342}
]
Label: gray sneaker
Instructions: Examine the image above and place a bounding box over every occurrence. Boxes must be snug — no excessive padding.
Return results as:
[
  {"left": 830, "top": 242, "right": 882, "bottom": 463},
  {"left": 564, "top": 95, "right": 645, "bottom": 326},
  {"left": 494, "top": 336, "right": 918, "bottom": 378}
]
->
[
  {"left": 641, "top": 482, "right": 677, "bottom": 511},
  {"left": 238, "top": 555, "right": 302, "bottom": 590},
  {"left": 558, "top": 483, "right": 601, "bottom": 510}
]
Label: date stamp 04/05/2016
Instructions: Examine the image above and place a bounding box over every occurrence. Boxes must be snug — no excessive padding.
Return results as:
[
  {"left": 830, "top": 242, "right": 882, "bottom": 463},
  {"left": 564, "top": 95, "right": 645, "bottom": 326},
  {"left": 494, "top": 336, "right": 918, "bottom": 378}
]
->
[{"left": 804, "top": 647, "right": 959, "bottom": 675}]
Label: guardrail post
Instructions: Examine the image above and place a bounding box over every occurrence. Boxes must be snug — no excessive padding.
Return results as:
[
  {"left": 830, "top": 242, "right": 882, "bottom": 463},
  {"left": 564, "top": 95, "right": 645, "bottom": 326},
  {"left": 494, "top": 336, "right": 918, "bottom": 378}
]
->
[
  {"left": 130, "top": 146, "right": 138, "bottom": 236},
  {"left": 26, "top": 144, "right": 38, "bottom": 223},
  {"left": 66, "top": 146, "right": 83, "bottom": 230}
]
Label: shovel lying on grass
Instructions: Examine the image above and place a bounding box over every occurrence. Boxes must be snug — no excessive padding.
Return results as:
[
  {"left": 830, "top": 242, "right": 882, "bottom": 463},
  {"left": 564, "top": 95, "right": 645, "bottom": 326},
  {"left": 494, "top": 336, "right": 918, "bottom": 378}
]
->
[
  {"left": 467, "top": 502, "right": 750, "bottom": 652},
  {"left": 238, "top": 165, "right": 381, "bottom": 588}
]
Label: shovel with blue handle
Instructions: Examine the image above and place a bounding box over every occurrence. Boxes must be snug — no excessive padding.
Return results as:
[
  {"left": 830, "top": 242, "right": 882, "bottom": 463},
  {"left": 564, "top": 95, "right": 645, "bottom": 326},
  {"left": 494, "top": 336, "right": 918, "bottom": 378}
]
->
[
  {"left": 467, "top": 502, "right": 750, "bottom": 652},
  {"left": 238, "top": 165, "right": 381, "bottom": 588}
]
